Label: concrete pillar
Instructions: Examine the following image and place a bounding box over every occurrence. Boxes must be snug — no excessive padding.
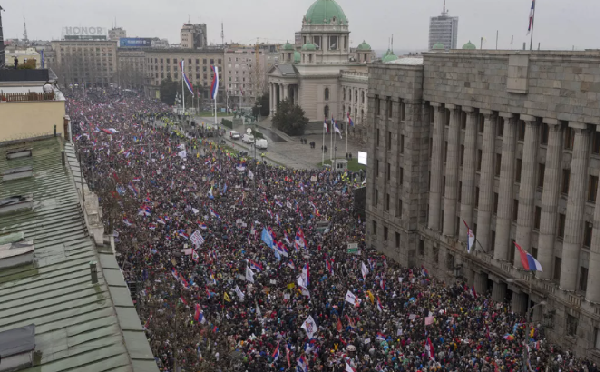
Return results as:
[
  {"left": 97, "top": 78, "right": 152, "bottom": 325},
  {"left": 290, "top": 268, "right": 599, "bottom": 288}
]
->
[
  {"left": 561, "top": 123, "right": 591, "bottom": 291},
  {"left": 443, "top": 105, "right": 460, "bottom": 237},
  {"left": 428, "top": 103, "right": 445, "bottom": 231},
  {"left": 270, "top": 83, "right": 275, "bottom": 115},
  {"left": 514, "top": 117, "right": 540, "bottom": 267},
  {"left": 476, "top": 110, "right": 496, "bottom": 251},
  {"left": 494, "top": 114, "right": 517, "bottom": 261},
  {"left": 587, "top": 152, "right": 600, "bottom": 302},
  {"left": 460, "top": 107, "right": 478, "bottom": 243},
  {"left": 512, "top": 291, "right": 528, "bottom": 314},
  {"left": 537, "top": 119, "right": 562, "bottom": 280},
  {"left": 464, "top": 266, "right": 475, "bottom": 287},
  {"left": 283, "top": 83, "right": 289, "bottom": 102},
  {"left": 492, "top": 281, "right": 507, "bottom": 302},
  {"left": 474, "top": 271, "right": 487, "bottom": 294}
]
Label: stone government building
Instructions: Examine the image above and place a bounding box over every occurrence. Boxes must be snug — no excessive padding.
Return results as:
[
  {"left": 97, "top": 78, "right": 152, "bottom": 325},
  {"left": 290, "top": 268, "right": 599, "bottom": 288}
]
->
[{"left": 366, "top": 49, "right": 600, "bottom": 359}]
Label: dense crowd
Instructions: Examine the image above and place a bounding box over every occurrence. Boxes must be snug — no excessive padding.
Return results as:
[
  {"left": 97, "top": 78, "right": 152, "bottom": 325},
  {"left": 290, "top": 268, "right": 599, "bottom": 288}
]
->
[{"left": 68, "top": 89, "right": 598, "bottom": 372}]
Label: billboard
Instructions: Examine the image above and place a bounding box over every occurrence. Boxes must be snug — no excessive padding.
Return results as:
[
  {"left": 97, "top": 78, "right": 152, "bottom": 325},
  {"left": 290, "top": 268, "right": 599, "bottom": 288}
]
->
[
  {"left": 63, "top": 27, "right": 106, "bottom": 36},
  {"left": 357, "top": 151, "right": 367, "bottom": 165},
  {"left": 120, "top": 38, "right": 152, "bottom": 47}
]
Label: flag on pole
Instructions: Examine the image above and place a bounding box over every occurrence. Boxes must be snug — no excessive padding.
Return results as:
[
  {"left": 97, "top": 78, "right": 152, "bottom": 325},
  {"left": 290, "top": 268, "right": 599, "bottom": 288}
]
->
[
  {"left": 246, "top": 266, "right": 255, "bottom": 283},
  {"left": 333, "top": 118, "right": 343, "bottom": 139},
  {"left": 347, "top": 112, "right": 354, "bottom": 127},
  {"left": 515, "top": 242, "right": 543, "bottom": 271},
  {"left": 210, "top": 65, "right": 219, "bottom": 100},
  {"left": 297, "top": 355, "right": 308, "bottom": 372},
  {"left": 323, "top": 120, "right": 329, "bottom": 132},
  {"left": 526, "top": 0, "right": 536, "bottom": 35},
  {"left": 301, "top": 315, "right": 318, "bottom": 339},
  {"left": 376, "top": 297, "right": 383, "bottom": 312},
  {"left": 464, "top": 220, "right": 475, "bottom": 254},
  {"left": 345, "top": 290, "right": 357, "bottom": 305},
  {"left": 361, "top": 262, "right": 368, "bottom": 279},
  {"left": 271, "top": 346, "right": 279, "bottom": 365},
  {"left": 180, "top": 60, "right": 194, "bottom": 96}
]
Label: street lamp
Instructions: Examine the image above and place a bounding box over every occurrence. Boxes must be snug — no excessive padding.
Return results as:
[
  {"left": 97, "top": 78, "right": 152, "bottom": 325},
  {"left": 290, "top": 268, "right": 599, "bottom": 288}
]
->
[{"left": 506, "top": 277, "right": 547, "bottom": 372}]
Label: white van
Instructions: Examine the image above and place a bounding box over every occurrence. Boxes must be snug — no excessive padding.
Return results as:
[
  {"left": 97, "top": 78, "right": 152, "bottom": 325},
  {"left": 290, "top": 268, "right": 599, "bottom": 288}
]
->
[
  {"left": 255, "top": 139, "right": 268, "bottom": 150},
  {"left": 242, "top": 134, "right": 255, "bottom": 144},
  {"left": 229, "top": 131, "right": 240, "bottom": 140}
]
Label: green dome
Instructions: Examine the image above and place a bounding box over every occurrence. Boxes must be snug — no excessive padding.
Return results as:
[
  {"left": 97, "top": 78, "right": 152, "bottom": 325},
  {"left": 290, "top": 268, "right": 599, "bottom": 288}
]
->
[
  {"left": 463, "top": 41, "right": 476, "bottom": 50},
  {"left": 283, "top": 41, "right": 294, "bottom": 51},
  {"left": 293, "top": 51, "right": 301, "bottom": 63},
  {"left": 301, "top": 43, "right": 317, "bottom": 51},
  {"left": 357, "top": 40, "right": 371, "bottom": 51},
  {"left": 432, "top": 43, "right": 445, "bottom": 50},
  {"left": 305, "top": 0, "right": 348, "bottom": 25},
  {"left": 381, "top": 49, "right": 397, "bottom": 63}
]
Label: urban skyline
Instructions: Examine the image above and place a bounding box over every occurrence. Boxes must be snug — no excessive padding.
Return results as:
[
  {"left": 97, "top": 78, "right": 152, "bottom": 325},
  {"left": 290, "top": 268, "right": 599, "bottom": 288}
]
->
[{"left": 2, "top": 0, "right": 599, "bottom": 52}]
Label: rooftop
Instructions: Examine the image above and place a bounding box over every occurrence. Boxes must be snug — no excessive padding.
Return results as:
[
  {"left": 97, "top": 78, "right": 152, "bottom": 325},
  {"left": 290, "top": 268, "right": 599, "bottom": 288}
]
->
[
  {"left": 0, "top": 138, "right": 158, "bottom": 372},
  {"left": 384, "top": 56, "right": 424, "bottom": 65}
]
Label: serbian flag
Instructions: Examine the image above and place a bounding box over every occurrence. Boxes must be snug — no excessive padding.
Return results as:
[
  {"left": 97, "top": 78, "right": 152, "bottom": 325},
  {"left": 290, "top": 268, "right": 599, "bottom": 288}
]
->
[
  {"left": 210, "top": 208, "right": 220, "bottom": 219},
  {"left": 101, "top": 128, "right": 118, "bottom": 134},
  {"left": 249, "top": 260, "right": 263, "bottom": 272},
  {"left": 347, "top": 112, "right": 354, "bottom": 127},
  {"left": 326, "top": 259, "right": 334, "bottom": 276},
  {"left": 425, "top": 337, "right": 435, "bottom": 360},
  {"left": 346, "top": 363, "right": 356, "bottom": 372},
  {"left": 464, "top": 220, "right": 475, "bottom": 254},
  {"left": 210, "top": 65, "right": 219, "bottom": 100},
  {"left": 515, "top": 242, "right": 543, "bottom": 271},
  {"left": 287, "top": 259, "right": 296, "bottom": 270},
  {"left": 323, "top": 120, "right": 329, "bottom": 132},
  {"left": 376, "top": 297, "right": 383, "bottom": 312},
  {"left": 143, "top": 315, "right": 151, "bottom": 329},
  {"left": 271, "top": 346, "right": 279, "bottom": 364},
  {"left": 297, "top": 355, "right": 308, "bottom": 372},
  {"left": 199, "top": 222, "right": 208, "bottom": 230},
  {"left": 194, "top": 303, "right": 202, "bottom": 322},
  {"left": 333, "top": 119, "right": 343, "bottom": 139},
  {"left": 171, "top": 269, "right": 179, "bottom": 281},
  {"left": 526, "top": 0, "right": 535, "bottom": 35},
  {"left": 180, "top": 60, "right": 194, "bottom": 96}
]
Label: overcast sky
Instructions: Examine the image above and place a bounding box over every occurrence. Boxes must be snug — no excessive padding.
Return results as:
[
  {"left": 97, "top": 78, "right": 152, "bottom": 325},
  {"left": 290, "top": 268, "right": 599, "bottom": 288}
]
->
[{"left": 2, "top": 0, "right": 598, "bottom": 52}]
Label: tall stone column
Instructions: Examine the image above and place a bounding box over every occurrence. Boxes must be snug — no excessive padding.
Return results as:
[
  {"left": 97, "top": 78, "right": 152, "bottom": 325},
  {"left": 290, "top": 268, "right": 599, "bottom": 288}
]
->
[
  {"left": 460, "top": 107, "right": 478, "bottom": 242},
  {"left": 283, "top": 83, "right": 289, "bottom": 102},
  {"left": 512, "top": 291, "right": 528, "bottom": 314},
  {"left": 474, "top": 271, "right": 487, "bottom": 294},
  {"left": 492, "top": 281, "right": 507, "bottom": 302},
  {"left": 586, "top": 147, "right": 600, "bottom": 302},
  {"left": 443, "top": 104, "right": 460, "bottom": 237},
  {"left": 561, "top": 124, "right": 590, "bottom": 291},
  {"left": 514, "top": 116, "right": 540, "bottom": 267},
  {"left": 494, "top": 114, "right": 517, "bottom": 261},
  {"left": 537, "top": 119, "right": 562, "bottom": 280},
  {"left": 428, "top": 103, "right": 445, "bottom": 231},
  {"left": 476, "top": 110, "right": 496, "bottom": 251}
]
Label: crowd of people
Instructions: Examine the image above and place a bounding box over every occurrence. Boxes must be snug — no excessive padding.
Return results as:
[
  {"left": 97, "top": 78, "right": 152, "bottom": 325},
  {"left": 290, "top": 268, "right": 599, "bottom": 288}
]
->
[{"left": 68, "top": 89, "right": 598, "bottom": 372}]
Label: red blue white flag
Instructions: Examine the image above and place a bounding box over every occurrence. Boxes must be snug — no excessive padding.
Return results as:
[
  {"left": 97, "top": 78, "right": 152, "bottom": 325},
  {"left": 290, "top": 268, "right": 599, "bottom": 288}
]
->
[
  {"left": 527, "top": 0, "right": 535, "bottom": 35},
  {"left": 180, "top": 60, "right": 194, "bottom": 96},
  {"left": 210, "top": 65, "right": 219, "bottom": 100}
]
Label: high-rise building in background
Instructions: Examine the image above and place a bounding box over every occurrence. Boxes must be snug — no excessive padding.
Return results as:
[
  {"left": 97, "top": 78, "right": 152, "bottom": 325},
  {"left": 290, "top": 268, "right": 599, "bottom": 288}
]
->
[
  {"left": 108, "top": 27, "right": 127, "bottom": 41},
  {"left": 50, "top": 39, "right": 118, "bottom": 87},
  {"left": 428, "top": 10, "right": 458, "bottom": 50},
  {"left": 180, "top": 24, "right": 207, "bottom": 49}
]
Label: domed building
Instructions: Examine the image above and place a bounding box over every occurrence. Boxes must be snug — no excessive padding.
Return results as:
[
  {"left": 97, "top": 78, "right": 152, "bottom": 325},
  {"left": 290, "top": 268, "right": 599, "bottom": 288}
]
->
[{"left": 268, "top": 0, "right": 370, "bottom": 132}]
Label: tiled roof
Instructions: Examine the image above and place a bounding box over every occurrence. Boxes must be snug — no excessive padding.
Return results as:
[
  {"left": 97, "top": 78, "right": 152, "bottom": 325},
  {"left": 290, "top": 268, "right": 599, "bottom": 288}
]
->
[{"left": 0, "top": 138, "right": 157, "bottom": 372}]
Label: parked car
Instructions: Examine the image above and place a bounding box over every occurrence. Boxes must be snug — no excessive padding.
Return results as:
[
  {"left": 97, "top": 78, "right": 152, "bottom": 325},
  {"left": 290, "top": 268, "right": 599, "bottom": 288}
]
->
[
  {"left": 229, "top": 131, "right": 240, "bottom": 140},
  {"left": 242, "top": 134, "right": 255, "bottom": 144}
]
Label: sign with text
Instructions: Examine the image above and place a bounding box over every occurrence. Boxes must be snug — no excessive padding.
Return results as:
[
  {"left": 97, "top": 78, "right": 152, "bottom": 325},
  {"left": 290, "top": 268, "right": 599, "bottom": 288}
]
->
[
  {"left": 120, "top": 38, "right": 152, "bottom": 47},
  {"left": 63, "top": 27, "right": 106, "bottom": 36}
]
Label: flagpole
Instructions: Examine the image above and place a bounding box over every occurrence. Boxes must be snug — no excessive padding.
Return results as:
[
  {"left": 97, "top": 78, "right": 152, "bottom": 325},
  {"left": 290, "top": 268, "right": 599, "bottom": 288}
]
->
[
  {"left": 330, "top": 120, "right": 333, "bottom": 162},
  {"left": 345, "top": 117, "right": 348, "bottom": 158},
  {"left": 322, "top": 122, "right": 325, "bottom": 165},
  {"left": 181, "top": 65, "right": 185, "bottom": 117}
]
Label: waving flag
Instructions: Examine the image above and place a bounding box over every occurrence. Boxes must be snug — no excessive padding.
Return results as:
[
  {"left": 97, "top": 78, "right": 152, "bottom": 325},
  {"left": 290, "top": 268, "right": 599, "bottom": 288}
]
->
[
  {"left": 302, "top": 263, "right": 309, "bottom": 287},
  {"left": 246, "top": 266, "right": 255, "bottom": 283},
  {"left": 261, "top": 228, "right": 274, "bottom": 249},
  {"left": 333, "top": 119, "right": 343, "bottom": 139},
  {"left": 157, "top": 218, "right": 166, "bottom": 225},
  {"left": 194, "top": 304, "right": 203, "bottom": 322},
  {"left": 180, "top": 60, "right": 194, "bottom": 96},
  {"left": 122, "top": 218, "right": 133, "bottom": 227},
  {"left": 199, "top": 222, "right": 208, "bottom": 230},
  {"left": 323, "top": 120, "right": 329, "bottom": 132},
  {"left": 297, "top": 355, "right": 308, "bottom": 372},
  {"left": 526, "top": 0, "right": 535, "bottom": 35},
  {"left": 515, "top": 242, "right": 543, "bottom": 271},
  {"left": 361, "top": 262, "right": 368, "bottom": 279},
  {"left": 192, "top": 250, "right": 200, "bottom": 263},
  {"left": 235, "top": 285, "right": 245, "bottom": 301},
  {"left": 210, "top": 208, "right": 220, "bottom": 219},
  {"left": 464, "top": 220, "right": 475, "bottom": 253},
  {"left": 287, "top": 259, "right": 296, "bottom": 270},
  {"left": 345, "top": 290, "right": 357, "bottom": 305},
  {"left": 249, "top": 260, "right": 263, "bottom": 272},
  {"left": 210, "top": 65, "right": 219, "bottom": 100},
  {"left": 376, "top": 297, "right": 383, "bottom": 312},
  {"left": 271, "top": 346, "right": 279, "bottom": 365},
  {"left": 326, "top": 259, "right": 334, "bottom": 276},
  {"left": 346, "top": 363, "right": 356, "bottom": 372},
  {"left": 301, "top": 315, "right": 318, "bottom": 339},
  {"left": 347, "top": 112, "right": 354, "bottom": 127},
  {"left": 277, "top": 241, "right": 289, "bottom": 257},
  {"left": 425, "top": 337, "right": 435, "bottom": 360}
]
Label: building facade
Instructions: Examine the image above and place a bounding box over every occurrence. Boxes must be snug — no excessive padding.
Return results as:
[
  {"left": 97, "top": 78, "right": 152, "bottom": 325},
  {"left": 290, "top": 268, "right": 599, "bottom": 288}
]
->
[
  {"left": 180, "top": 24, "right": 207, "bottom": 49},
  {"left": 143, "top": 49, "right": 224, "bottom": 101},
  {"left": 116, "top": 48, "right": 145, "bottom": 89},
  {"left": 428, "top": 11, "right": 458, "bottom": 50},
  {"left": 366, "top": 50, "right": 600, "bottom": 360},
  {"left": 267, "top": 0, "right": 371, "bottom": 129},
  {"left": 49, "top": 40, "right": 118, "bottom": 87},
  {"left": 108, "top": 27, "right": 126, "bottom": 41}
]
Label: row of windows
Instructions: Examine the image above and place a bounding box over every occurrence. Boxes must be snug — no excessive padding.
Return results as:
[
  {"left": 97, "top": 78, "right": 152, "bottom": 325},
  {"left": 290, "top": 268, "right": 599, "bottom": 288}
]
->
[
  {"left": 343, "top": 88, "right": 366, "bottom": 103},
  {"left": 374, "top": 97, "right": 408, "bottom": 121},
  {"left": 147, "top": 58, "right": 221, "bottom": 65}
]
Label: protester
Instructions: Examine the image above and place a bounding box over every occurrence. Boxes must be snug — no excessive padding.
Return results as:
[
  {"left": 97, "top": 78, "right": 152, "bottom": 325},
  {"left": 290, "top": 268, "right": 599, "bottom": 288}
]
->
[{"left": 69, "top": 89, "right": 594, "bottom": 372}]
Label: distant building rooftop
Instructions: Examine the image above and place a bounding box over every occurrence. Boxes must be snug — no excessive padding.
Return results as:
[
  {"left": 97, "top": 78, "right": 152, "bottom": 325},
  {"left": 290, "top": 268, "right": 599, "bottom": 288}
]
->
[
  {"left": 385, "top": 56, "right": 424, "bottom": 65},
  {"left": 0, "top": 138, "right": 159, "bottom": 372}
]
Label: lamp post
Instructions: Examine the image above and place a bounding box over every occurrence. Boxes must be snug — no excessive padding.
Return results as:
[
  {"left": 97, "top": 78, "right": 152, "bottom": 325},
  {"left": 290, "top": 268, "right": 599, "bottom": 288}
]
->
[{"left": 507, "top": 276, "right": 546, "bottom": 372}]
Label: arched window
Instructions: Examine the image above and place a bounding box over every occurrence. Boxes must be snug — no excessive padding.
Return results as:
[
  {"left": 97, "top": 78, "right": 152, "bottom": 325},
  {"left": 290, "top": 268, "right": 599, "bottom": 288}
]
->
[
  {"left": 324, "top": 87, "right": 329, "bottom": 101},
  {"left": 324, "top": 105, "right": 329, "bottom": 119}
]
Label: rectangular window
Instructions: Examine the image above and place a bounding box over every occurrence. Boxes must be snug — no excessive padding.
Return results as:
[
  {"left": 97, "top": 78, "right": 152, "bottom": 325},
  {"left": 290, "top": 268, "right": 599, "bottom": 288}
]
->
[
  {"left": 475, "top": 187, "right": 480, "bottom": 208},
  {"left": 400, "top": 135, "right": 405, "bottom": 153},
  {"left": 518, "top": 121, "right": 526, "bottom": 141},
  {"left": 384, "top": 227, "right": 388, "bottom": 241},
  {"left": 589, "top": 176, "right": 598, "bottom": 202},
  {"left": 497, "top": 119, "right": 504, "bottom": 137},
  {"left": 375, "top": 160, "right": 379, "bottom": 177},
  {"left": 495, "top": 153, "right": 502, "bottom": 176},
  {"left": 584, "top": 221, "right": 593, "bottom": 247},
  {"left": 567, "top": 314, "right": 578, "bottom": 337},
  {"left": 460, "top": 145, "right": 464, "bottom": 166},
  {"left": 478, "top": 114, "right": 485, "bottom": 133},
  {"left": 534, "top": 206, "right": 542, "bottom": 230},
  {"left": 558, "top": 213, "right": 566, "bottom": 239},
  {"left": 477, "top": 150, "right": 483, "bottom": 171},
  {"left": 387, "top": 131, "right": 392, "bottom": 149},
  {"left": 513, "top": 200, "right": 519, "bottom": 221},
  {"left": 387, "top": 163, "right": 391, "bottom": 181},
  {"left": 376, "top": 95, "right": 380, "bottom": 115},
  {"left": 595, "top": 329, "right": 600, "bottom": 350},
  {"left": 564, "top": 127, "right": 574, "bottom": 150},
  {"left": 397, "top": 199, "right": 403, "bottom": 217},
  {"left": 532, "top": 247, "right": 538, "bottom": 259},
  {"left": 493, "top": 192, "right": 499, "bottom": 214},
  {"left": 458, "top": 181, "right": 462, "bottom": 202},
  {"left": 395, "top": 232, "right": 400, "bottom": 248},
  {"left": 400, "top": 101, "right": 406, "bottom": 121},
  {"left": 387, "top": 99, "right": 393, "bottom": 118},
  {"left": 376, "top": 129, "right": 380, "bottom": 146},
  {"left": 541, "top": 123, "right": 549, "bottom": 145},
  {"left": 593, "top": 132, "right": 600, "bottom": 154},
  {"left": 385, "top": 193, "right": 390, "bottom": 211},
  {"left": 538, "top": 163, "right": 546, "bottom": 189},
  {"left": 516, "top": 159, "right": 522, "bottom": 183},
  {"left": 372, "top": 220, "right": 377, "bottom": 235},
  {"left": 554, "top": 257, "right": 562, "bottom": 281},
  {"left": 374, "top": 189, "right": 378, "bottom": 206},
  {"left": 444, "top": 141, "right": 448, "bottom": 163},
  {"left": 399, "top": 167, "right": 404, "bottom": 185},
  {"left": 562, "top": 170, "right": 571, "bottom": 195},
  {"left": 419, "top": 240, "right": 425, "bottom": 256}
]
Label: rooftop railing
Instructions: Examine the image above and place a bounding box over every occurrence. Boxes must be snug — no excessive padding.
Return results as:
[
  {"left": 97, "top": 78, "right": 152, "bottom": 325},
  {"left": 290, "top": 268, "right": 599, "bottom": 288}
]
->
[{"left": 0, "top": 92, "right": 56, "bottom": 102}]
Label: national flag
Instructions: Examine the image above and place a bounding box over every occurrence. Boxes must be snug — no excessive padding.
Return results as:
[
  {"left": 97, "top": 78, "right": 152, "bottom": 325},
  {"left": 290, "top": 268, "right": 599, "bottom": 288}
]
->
[
  {"left": 323, "top": 120, "right": 329, "bottom": 132},
  {"left": 139, "top": 205, "right": 152, "bottom": 216},
  {"left": 326, "top": 259, "right": 334, "bottom": 276},
  {"left": 261, "top": 228, "right": 274, "bottom": 249},
  {"left": 149, "top": 223, "right": 157, "bottom": 231},
  {"left": 199, "top": 222, "right": 208, "bottom": 230},
  {"left": 297, "top": 355, "right": 308, "bottom": 372},
  {"left": 249, "top": 260, "right": 263, "bottom": 272},
  {"left": 361, "top": 262, "right": 368, "bottom": 279},
  {"left": 503, "top": 333, "right": 514, "bottom": 341},
  {"left": 515, "top": 242, "right": 543, "bottom": 271},
  {"left": 143, "top": 315, "right": 151, "bottom": 329},
  {"left": 210, "top": 65, "right": 219, "bottom": 100},
  {"left": 464, "top": 220, "right": 475, "bottom": 253},
  {"left": 277, "top": 241, "right": 289, "bottom": 257},
  {"left": 246, "top": 266, "right": 255, "bottom": 283},
  {"left": 271, "top": 346, "right": 279, "bottom": 364},
  {"left": 180, "top": 60, "right": 194, "bottom": 96},
  {"left": 101, "top": 128, "right": 118, "bottom": 134},
  {"left": 210, "top": 208, "right": 220, "bottom": 219},
  {"left": 171, "top": 268, "right": 179, "bottom": 281},
  {"left": 379, "top": 279, "right": 385, "bottom": 291},
  {"left": 194, "top": 303, "right": 202, "bottom": 322},
  {"left": 346, "top": 363, "right": 356, "bottom": 372},
  {"left": 376, "top": 297, "right": 383, "bottom": 312},
  {"left": 283, "top": 231, "right": 290, "bottom": 243},
  {"left": 122, "top": 218, "right": 133, "bottom": 227},
  {"left": 287, "top": 259, "right": 296, "bottom": 270},
  {"left": 178, "top": 230, "right": 189, "bottom": 240},
  {"left": 333, "top": 119, "right": 343, "bottom": 139},
  {"left": 192, "top": 250, "right": 200, "bottom": 263},
  {"left": 347, "top": 112, "right": 354, "bottom": 127},
  {"left": 425, "top": 337, "right": 435, "bottom": 360},
  {"left": 527, "top": 0, "right": 535, "bottom": 35},
  {"left": 132, "top": 177, "right": 141, "bottom": 182},
  {"left": 180, "top": 276, "right": 190, "bottom": 289},
  {"left": 301, "top": 315, "right": 318, "bottom": 339},
  {"left": 128, "top": 182, "right": 139, "bottom": 197},
  {"left": 336, "top": 317, "right": 343, "bottom": 332},
  {"left": 157, "top": 218, "right": 166, "bottom": 225}
]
